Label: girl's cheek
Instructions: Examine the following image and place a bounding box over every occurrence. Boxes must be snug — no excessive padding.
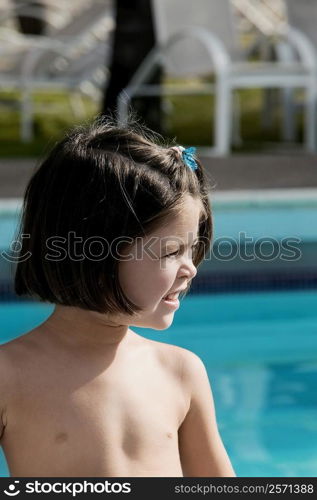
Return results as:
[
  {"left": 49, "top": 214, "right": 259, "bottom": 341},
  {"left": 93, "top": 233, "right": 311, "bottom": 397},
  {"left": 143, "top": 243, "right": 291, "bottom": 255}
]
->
[
  {"left": 158, "top": 256, "right": 172, "bottom": 272},
  {"left": 159, "top": 258, "right": 178, "bottom": 274}
]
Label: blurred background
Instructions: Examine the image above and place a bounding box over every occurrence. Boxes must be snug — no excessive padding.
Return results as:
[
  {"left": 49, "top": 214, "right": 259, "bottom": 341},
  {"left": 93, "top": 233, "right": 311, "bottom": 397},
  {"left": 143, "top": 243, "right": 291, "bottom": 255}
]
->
[{"left": 0, "top": 0, "right": 317, "bottom": 477}]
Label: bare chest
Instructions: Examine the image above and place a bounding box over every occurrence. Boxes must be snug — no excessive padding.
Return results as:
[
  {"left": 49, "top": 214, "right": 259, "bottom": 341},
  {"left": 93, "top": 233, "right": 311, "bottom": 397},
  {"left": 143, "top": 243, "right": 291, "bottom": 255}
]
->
[{"left": 3, "top": 360, "right": 186, "bottom": 476}]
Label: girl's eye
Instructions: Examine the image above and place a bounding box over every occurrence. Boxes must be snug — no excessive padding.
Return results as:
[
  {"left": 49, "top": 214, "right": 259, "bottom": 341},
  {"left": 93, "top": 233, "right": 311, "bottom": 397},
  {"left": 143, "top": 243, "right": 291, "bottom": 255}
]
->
[
  {"left": 164, "top": 243, "right": 198, "bottom": 258},
  {"left": 166, "top": 250, "right": 179, "bottom": 258}
]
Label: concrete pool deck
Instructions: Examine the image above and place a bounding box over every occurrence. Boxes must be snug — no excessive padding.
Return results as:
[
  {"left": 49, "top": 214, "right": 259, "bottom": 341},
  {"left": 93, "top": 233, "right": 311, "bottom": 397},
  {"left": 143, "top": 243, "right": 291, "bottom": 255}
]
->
[{"left": 1, "top": 153, "right": 317, "bottom": 198}]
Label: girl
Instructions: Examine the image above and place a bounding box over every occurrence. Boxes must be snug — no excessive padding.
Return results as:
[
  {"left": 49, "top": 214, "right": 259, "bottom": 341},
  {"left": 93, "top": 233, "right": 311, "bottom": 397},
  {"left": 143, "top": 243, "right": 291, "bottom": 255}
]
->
[{"left": 0, "top": 118, "right": 235, "bottom": 477}]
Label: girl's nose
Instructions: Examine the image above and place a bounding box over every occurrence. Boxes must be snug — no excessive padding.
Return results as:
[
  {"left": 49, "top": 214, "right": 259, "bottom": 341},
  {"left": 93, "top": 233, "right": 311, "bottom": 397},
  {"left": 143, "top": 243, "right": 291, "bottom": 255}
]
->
[
  {"left": 179, "top": 257, "right": 197, "bottom": 280},
  {"left": 188, "top": 261, "right": 198, "bottom": 280}
]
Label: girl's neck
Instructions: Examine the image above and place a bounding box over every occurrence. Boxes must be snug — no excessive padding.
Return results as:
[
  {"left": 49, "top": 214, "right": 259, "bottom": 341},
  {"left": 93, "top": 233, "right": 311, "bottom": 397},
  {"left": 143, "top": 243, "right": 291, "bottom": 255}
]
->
[{"left": 42, "top": 304, "right": 131, "bottom": 349}]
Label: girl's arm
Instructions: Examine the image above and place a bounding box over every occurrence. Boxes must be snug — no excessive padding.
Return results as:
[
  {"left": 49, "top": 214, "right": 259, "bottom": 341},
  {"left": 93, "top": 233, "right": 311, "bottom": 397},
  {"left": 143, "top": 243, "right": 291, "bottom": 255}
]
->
[
  {"left": 178, "top": 350, "right": 236, "bottom": 477},
  {"left": 0, "top": 348, "right": 11, "bottom": 443}
]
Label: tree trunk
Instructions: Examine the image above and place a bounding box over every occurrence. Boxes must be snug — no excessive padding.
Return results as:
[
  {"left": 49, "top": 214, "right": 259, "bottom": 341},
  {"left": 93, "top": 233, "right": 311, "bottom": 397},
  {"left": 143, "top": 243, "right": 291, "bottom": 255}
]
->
[{"left": 102, "top": 0, "right": 162, "bottom": 133}]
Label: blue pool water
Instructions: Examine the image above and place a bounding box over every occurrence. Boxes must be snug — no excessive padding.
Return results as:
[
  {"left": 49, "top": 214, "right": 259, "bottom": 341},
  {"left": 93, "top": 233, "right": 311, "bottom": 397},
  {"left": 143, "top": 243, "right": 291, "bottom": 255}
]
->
[
  {"left": 0, "top": 290, "right": 317, "bottom": 477},
  {"left": 0, "top": 203, "right": 316, "bottom": 250}
]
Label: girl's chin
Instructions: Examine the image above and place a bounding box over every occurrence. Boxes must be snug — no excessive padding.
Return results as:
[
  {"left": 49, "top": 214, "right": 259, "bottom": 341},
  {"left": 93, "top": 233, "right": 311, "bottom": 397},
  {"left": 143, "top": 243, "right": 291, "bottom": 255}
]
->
[
  {"left": 130, "top": 310, "right": 176, "bottom": 330},
  {"left": 147, "top": 318, "right": 174, "bottom": 330}
]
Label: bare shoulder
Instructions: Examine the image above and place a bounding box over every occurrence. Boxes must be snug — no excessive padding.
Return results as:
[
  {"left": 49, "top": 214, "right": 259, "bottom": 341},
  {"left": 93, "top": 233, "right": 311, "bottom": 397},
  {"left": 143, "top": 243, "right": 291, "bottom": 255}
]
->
[
  {"left": 141, "top": 336, "right": 203, "bottom": 386},
  {"left": 0, "top": 327, "right": 49, "bottom": 439},
  {"left": 142, "top": 336, "right": 184, "bottom": 367},
  {"left": 0, "top": 337, "right": 23, "bottom": 384},
  {"left": 0, "top": 327, "right": 41, "bottom": 360},
  {"left": 0, "top": 342, "right": 15, "bottom": 383},
  {"left": 157, "top": 345, "right": 210, "bottom": 407},
  {"left": 0, "top": 333, "right": 32, "bottom": 387},
  {"left": 0, "top": 327, "right": 44, "bottom": 386},
  {"left": 0, "top": 341, "right": 19, "bottom": 440},
  {"left": 151, "top": 338, "right": 203, "bottom": 372},
  {"left": 176, "top": 348, "right": 209, "bottom": 390}
]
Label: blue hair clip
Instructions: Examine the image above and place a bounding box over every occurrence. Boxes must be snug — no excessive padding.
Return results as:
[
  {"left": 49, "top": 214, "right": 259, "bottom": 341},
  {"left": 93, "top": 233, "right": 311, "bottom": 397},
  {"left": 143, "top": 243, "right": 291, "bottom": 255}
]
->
[{"left": 180, "top": 146, "right": 198, "bottom": 171}]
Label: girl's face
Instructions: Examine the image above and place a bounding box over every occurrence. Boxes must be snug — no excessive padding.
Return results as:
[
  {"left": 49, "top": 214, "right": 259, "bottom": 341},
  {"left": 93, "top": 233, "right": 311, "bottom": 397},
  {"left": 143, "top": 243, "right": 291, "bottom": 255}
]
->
[{"left": 118, "top": 195, "right": 204, "bottom": 330}]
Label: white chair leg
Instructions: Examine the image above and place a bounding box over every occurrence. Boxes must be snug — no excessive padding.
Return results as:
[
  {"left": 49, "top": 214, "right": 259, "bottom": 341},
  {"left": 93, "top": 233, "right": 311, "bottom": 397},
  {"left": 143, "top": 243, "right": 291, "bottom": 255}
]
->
[
  {"left": 117, "top": 91, "right": 131, "bottom": 126},
  {"left": 232, "top": 91, "right": 242, "bottom": 147},
  {"left": 214, "top": 78, "right": 232, "bottom": 156},
  {"left": 21, "top": 89, "right": 33, "bottom": 143},
  {"left": 261, "top": 88, "right": 274, "bottom": 130},
  {"left": 304, "top": 82, "right": 317, "bottom": 153},
  {"left": 282, "top": 87, "right": 296, "bottom": 142}
]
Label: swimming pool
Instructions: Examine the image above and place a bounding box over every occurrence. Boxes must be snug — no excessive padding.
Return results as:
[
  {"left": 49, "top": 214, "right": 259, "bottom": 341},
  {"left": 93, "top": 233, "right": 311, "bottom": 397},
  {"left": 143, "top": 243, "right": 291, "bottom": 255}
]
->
[
  {"left": 1, "top": 289, "right": 316, "bottom": 477},
  {"left": 1, "top": 192, "right": 317, "bottom": 476}
]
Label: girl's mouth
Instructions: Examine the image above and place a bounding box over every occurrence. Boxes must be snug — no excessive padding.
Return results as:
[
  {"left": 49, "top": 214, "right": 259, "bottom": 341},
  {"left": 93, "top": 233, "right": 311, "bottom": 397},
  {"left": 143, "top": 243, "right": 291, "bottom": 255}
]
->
[{"left": 162, "top": 292, "right": 180, "bottom": 309}]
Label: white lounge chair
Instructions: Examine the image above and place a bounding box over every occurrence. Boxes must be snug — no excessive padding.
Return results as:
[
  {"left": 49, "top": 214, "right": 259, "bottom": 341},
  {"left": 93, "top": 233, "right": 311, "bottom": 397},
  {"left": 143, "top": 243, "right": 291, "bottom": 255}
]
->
[
  {"left": 117, "top": 0, "right": 317, "bottom": 155},
  {"left": 0, "top": 0, "right": 114, "bottom": 141},
  {"left": 277, "top": 0, "right": 317, "bottom": 144}
]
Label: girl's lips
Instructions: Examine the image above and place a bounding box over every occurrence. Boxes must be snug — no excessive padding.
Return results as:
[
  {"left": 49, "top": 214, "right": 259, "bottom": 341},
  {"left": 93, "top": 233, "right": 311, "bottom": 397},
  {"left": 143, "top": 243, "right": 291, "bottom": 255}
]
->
[{"left": 161, "top": 297, "right": 180, "bottom": 309}]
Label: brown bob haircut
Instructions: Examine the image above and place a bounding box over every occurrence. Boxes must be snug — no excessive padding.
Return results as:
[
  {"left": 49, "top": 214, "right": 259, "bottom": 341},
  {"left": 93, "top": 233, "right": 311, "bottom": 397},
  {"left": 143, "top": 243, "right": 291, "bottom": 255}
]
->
[{"left": 14, "top": 117, "right": 213, "bottom": 315}]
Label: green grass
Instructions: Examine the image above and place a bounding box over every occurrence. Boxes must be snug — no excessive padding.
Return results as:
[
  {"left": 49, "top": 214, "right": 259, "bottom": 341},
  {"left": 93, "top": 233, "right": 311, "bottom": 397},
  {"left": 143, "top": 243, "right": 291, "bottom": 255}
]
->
[
  {"left": 0, "top": 86, "right": 303, "bottom": 158},
  {"left": 0, "top": 91, "right": 99, "bottom": 157},
  {"left": 164, "top": 87, "right": 303, "bottom": 151}
]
